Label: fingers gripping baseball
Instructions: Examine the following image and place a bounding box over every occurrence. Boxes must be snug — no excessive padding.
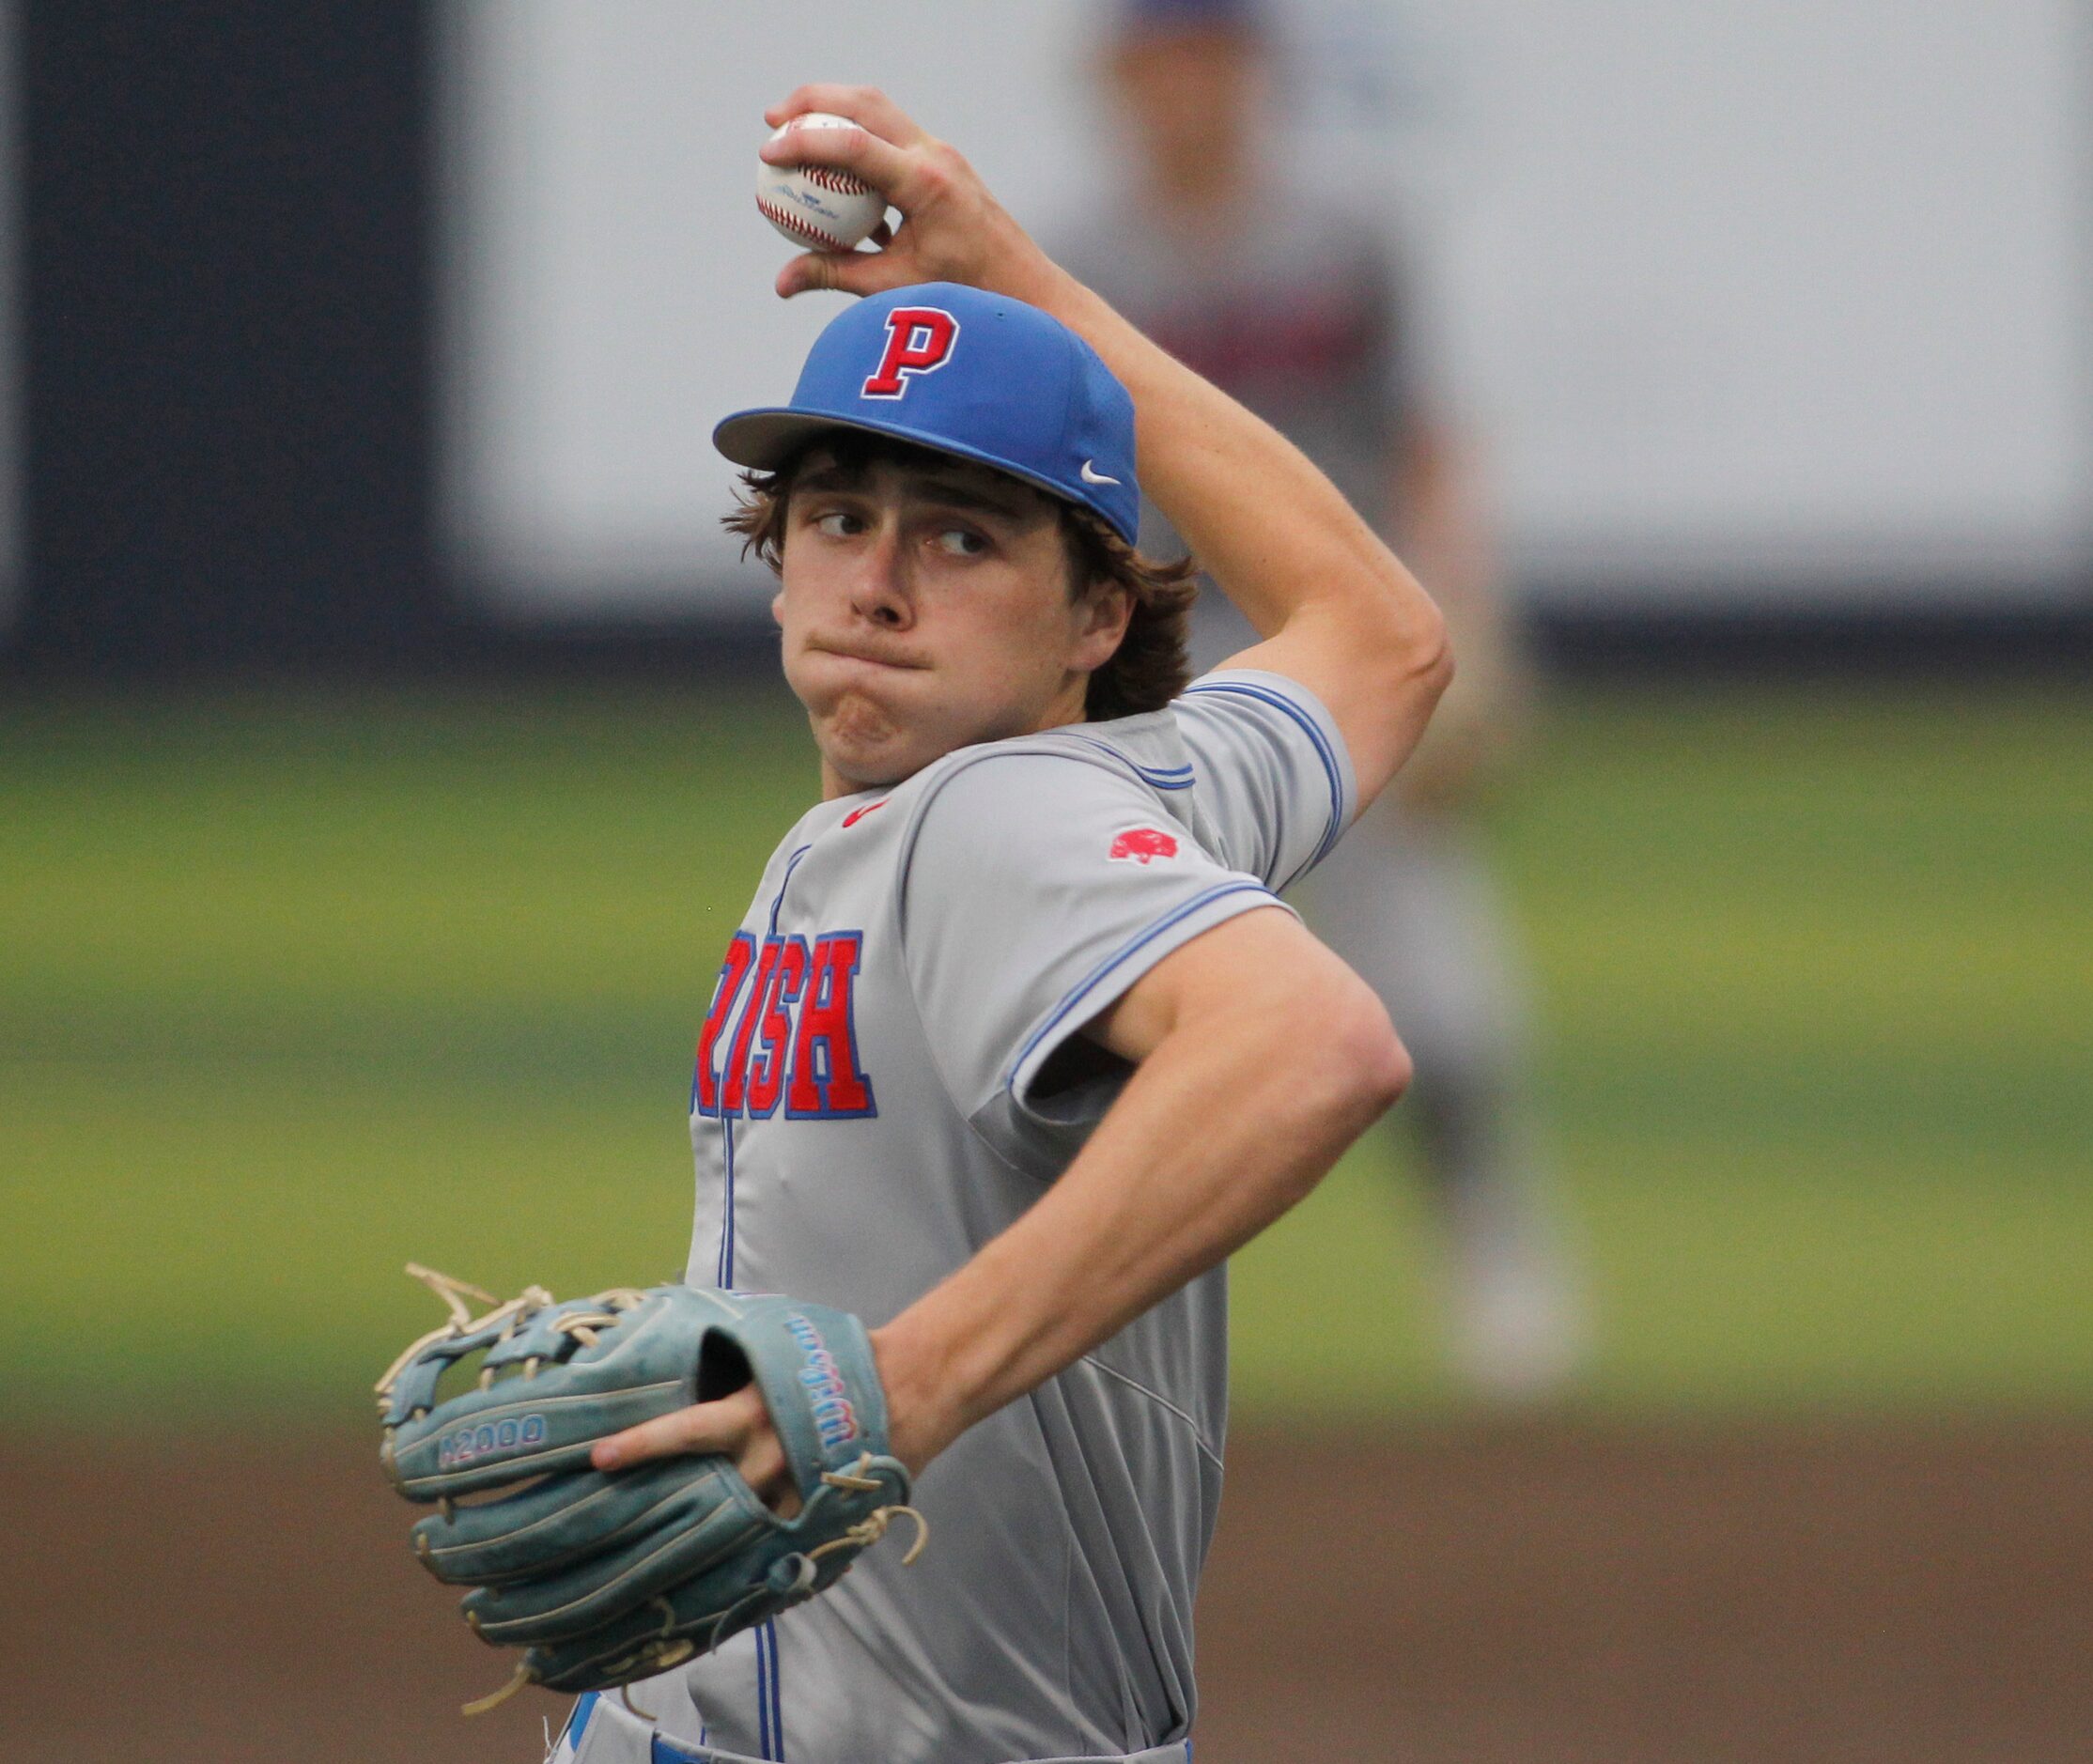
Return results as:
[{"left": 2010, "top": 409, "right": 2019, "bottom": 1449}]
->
[
  {"left": 759, "top": 88, "right": 1045, "bottom": 302},
  {"left": 766, "top": 85, "right": 931, "bottom": 149}
]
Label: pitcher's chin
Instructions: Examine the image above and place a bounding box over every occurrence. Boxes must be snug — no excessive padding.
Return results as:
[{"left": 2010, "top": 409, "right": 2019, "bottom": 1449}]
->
[{"left": 811, "top": 694, "right": 929, "bottom": 792}]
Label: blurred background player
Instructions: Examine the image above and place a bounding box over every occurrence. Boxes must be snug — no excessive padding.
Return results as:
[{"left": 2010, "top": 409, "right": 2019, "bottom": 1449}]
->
[{"left": 1055, "top": 0, "right": 1587, "bottom": 1400}]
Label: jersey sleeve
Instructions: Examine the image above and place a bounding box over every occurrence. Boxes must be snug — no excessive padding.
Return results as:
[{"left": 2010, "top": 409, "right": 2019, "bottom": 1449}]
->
[
  {"left": 1171, "top": 668, "right": 1358, "bottom": 894},
  {"left": 897, "top": 750, "right": 1291, "bottom": 1173}
]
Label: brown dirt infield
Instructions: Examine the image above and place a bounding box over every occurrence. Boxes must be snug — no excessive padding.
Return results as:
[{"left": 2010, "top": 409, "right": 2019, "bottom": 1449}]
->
[{"left": 4, "top": 1417, "right": 2086, "bottom": 1762}]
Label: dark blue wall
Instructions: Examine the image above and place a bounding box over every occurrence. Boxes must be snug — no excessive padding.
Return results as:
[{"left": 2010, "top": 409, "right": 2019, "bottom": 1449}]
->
[{"left": 14, "top": 0, "right": 436, "bottom": 673}]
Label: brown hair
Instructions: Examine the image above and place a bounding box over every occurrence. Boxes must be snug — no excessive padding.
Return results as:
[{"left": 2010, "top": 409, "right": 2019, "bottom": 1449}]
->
[{"left": 723, "top": 432, "right": 1199, "bottom": 719}]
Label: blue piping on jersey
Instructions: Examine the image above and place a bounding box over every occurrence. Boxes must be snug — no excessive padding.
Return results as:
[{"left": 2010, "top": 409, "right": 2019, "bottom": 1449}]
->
[
  {"left": 1180, "top": 679, "right": 1347, "bottom": 884},
  {"left": 1005, "top": 879, "right": 1277, "bottom": 1094},
  {"left": 716, "top": 1118, "right": 737, "bottom": 1288},
  {"left": 768, "top": 846, "right": 813, "bottom": 935},
  {"left": 770, "top": 1617, "right": 786, "bottom": 1756},
  {"left": 754, "top": 1618, "right": 783, "bottom": 1758},
  {"left": 1063, "top": 731, "right": 1195, "bottom": 789},
  {"left": 753, "top": 1620, "right": 769, "bottom": 1756}
]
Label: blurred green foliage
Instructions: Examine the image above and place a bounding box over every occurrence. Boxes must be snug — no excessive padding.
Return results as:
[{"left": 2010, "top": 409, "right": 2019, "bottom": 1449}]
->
[{"left": 3, "top": 682, "right": 2087, "bottom": 1422}]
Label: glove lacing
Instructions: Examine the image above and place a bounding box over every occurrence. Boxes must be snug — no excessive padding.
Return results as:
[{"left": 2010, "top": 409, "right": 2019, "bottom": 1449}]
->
[
  {"left": 374, "top": 1264, "right": 651, "bottom": 1416},
  {"left": 808, "top": 1459, "right": 929, "bottom": 1567},
  {"left": 382, "top": 1271, "right": 930, "bottom": 1718}
]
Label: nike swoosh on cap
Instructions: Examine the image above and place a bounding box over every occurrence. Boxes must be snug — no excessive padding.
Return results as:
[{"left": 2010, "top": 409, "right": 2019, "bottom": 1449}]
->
[{"left": 1079, "top": 459, "right": 1122, "bottom": 486}]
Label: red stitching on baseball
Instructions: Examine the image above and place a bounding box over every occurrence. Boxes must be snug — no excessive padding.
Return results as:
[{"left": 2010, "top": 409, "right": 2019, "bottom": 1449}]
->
[
  {"left": 799, "top": 166, "right": 873, "bottom": 196},
  {"left": 757, "top": 194, "right": 851, "bottom": 251}
]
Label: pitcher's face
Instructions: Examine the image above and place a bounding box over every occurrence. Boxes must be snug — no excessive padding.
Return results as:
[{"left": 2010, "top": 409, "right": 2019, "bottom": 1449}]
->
[{"left": 773, "top": 448, "right": 1132, "bottom": 794}]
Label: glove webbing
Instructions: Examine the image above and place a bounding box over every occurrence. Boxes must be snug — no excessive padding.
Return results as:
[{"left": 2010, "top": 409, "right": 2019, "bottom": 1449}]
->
[
  {"left": 379, "top": 1267, "right": 930, "bottom": 1717},
  {"left": 455, "top": 1457, "right": 927, "bottom": 1717}
]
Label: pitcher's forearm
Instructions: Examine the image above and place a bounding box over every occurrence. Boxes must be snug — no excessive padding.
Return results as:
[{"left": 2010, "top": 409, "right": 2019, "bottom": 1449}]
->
[
  {"left": 1003, "top": 258, "right": 1434, "bottom": 645},
  {"left": 870, "top": 979, "right": 1404, "bottom": 1471}
]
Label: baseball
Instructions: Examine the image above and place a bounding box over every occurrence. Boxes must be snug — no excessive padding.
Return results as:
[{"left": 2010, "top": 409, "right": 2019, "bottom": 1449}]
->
[{"left": 755, "top": 113, "right": 886, "bottom": 253}]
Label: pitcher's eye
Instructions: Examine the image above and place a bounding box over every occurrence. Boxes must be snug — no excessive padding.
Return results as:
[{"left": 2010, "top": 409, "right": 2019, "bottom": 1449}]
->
[
  {"left": 934, "top": 526, "right": 988, "bottom": 558},
  {"left": 812, "top": 510, "right": 863, "bottom": 538}
]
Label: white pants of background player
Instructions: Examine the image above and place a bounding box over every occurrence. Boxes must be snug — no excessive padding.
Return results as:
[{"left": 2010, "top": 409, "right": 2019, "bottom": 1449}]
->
[
  {"left": 1297, "top": 791, "right": 1588, "bottom": 1400},
  {"left": 548, "top": 1688, "right": 1196, "bottom": 1764}
]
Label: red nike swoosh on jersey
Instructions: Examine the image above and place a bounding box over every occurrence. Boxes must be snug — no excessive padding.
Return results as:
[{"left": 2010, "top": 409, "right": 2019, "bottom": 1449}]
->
[{"left": 841, "top": 799, "right": 889, "bottom": 828}]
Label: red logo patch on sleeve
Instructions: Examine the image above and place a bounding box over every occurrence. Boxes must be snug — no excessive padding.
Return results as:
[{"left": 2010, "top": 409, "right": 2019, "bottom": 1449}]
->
[{"left": 1109, "top": 826, "right": 1179, "bottom": 865}]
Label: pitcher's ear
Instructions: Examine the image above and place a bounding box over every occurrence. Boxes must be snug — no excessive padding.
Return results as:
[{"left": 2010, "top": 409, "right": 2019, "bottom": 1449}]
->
[{"left": 1077, "top": 579, "right": 1134, "bottom": 663}]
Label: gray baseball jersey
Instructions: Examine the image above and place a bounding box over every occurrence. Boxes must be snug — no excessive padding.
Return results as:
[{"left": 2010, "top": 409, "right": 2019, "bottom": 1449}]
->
[{"left": 597, "top": 669, "right": 1354, "bottom": 1764}]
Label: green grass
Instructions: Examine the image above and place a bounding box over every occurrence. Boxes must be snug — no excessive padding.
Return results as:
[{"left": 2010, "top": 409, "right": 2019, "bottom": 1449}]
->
[{"left": 3, "top": 682, "right": 2088, "bottom": 1422}]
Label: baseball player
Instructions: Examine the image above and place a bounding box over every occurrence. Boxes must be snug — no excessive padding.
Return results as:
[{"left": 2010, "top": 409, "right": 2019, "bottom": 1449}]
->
[
  {"left": 553, "top": 85, "right": 1450, "bottom": 1764},
  {"left": 1057, "top": 0, "right": 1586, "bottom": 1398}
]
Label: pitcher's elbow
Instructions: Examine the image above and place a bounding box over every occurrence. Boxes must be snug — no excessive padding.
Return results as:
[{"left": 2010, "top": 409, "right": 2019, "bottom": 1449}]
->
[
  {"left": 1409, "top": 605, "right": 1455, "bottom": 704},
  {"left": 1358, "top": 587, "right": 1453, "bottom": 712},
  {"left": 1366, "top": 1016, "right": 1413, "bottom": 1117},
  {"left": 1332, "top": 975, "right": 1411, "bottom": 1123}
]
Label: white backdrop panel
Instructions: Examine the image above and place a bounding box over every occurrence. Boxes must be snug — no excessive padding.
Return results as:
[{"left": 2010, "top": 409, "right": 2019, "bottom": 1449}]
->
[
  {"left": 1447, "top": 0, "right": 2093, "bottom": 601},
  {"left": 441, "top": 0, "right": 2093, "bottom": 615}
]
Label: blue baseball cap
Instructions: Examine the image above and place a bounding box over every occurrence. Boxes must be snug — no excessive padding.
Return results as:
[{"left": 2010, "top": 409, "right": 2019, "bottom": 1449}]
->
[{"left": 713, "top": 283, "right": 1141, "bottom": 544}]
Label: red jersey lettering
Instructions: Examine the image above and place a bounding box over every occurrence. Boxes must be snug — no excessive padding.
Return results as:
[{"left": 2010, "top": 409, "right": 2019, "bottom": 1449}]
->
[
  {"left": 787, "top": 933, "right": 877, "bottom": 1117},
  {"left": 744, "top": 936, "right": 810, "bottom": 1117},
  {"left": 719, "top": 939, "right": 781, "bottom": 1114},
  {"left": 691, "top": 933, "right": 756, "bottom": 1116}
]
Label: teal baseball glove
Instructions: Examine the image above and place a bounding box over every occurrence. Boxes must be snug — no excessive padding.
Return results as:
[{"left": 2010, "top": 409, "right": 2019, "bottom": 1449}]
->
[{"left": 375, "top": 1266, "right": 923, "bottom": 1713}]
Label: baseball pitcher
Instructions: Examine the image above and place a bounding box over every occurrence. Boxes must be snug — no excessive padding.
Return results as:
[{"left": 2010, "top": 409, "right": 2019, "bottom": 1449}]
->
[{"left": 393, "top": 83, "right": 1451, "bottom": 1764}]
